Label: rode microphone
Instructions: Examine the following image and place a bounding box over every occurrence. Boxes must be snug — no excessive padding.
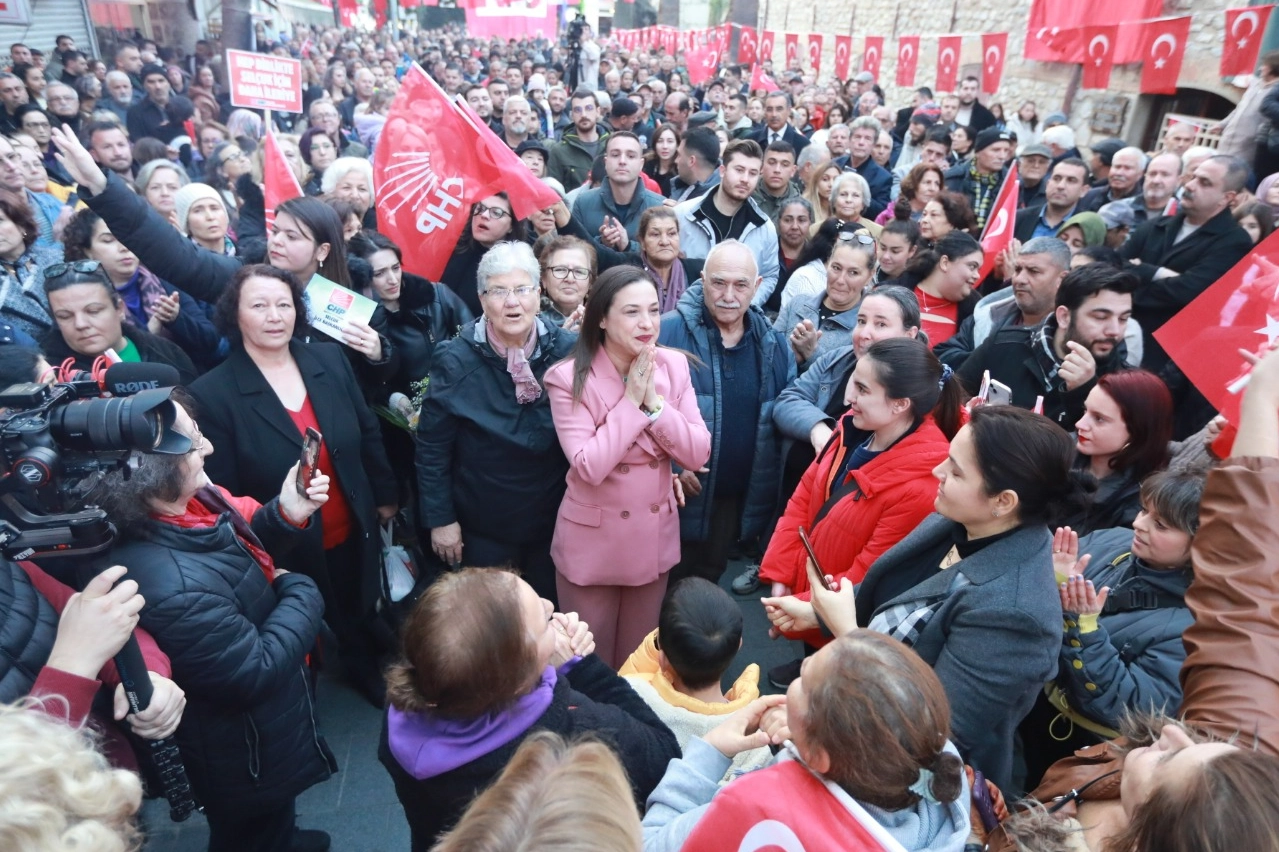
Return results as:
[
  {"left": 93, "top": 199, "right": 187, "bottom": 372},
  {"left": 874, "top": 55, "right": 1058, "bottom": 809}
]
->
[{"left": 102, "top": 362, "right": 181, "bottom": 397}]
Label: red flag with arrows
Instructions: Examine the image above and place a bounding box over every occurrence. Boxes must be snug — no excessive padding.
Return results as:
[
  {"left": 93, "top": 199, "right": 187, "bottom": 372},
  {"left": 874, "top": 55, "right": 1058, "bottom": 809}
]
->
[
  {"left": 1222, "top": 6, "right": 1275, "bottom": 76},
  {"left": 981, "top": 33, "right": 1008, "bottom": 93},
  {"left": 453, "top": 96, "right": 559, "bottom": 221},
  {"left": 1082, "top": 25, "right": 1118, "bottom": 89},
  {"left": 936, "top": 35, "right": 961, "bottom": 92},
  {"left": 833, "top": 35, "right": 852, "bottom": 80},
  {"left": 262, "top": 132, "right": 302, "bottom": 232},
  {"left": 1140, "top": 16, "right": 1191, "bottom": 95},
  {"left": 896, "top": 36, "right": 919, "bottom": 87},
  {"left": 1156, "top": 232, "right": 1279, "bottom": 423},
  {"left": 978, "top": 162, "right": 1019, "bottom": 282}
]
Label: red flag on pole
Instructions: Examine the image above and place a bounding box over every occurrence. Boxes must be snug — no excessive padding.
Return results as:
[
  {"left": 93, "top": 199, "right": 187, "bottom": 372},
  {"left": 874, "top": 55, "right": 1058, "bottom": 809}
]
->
[
  {"left": 807, "top": 34, "right": 823, "bottom": 75},
  {"left": 453, "top": 96, "right": 559, "bottom": 221},
  {"left": 760, "top": 30, "right": 777, "bottom": 64},
  {"left": 896, "top": 36, "right": 919, "bottom": 87},
  {"left": 1155, "top": 234, "right": 1279, "bottom": 424},
  {"left": 1223, "top": 6, "right": 1275, "bottom": 76},
  {"left": 784, "top": 33, "right": 799, "bottom": 67},
  {"left": 737, "top": 26, "right": 759, "bottom": 64},
  {"left": 685, "top": 45, "right": 721, "bottom": 86},
  {"left": 262, "top": 132, "right": 302, "bottom": 232},
  {"left": 978, "top": 162, "right": 1019, "bottom": 281},
  {"left": 1140, "top": 16, "right": 1191, "bottom": 95},
  {"left": 374, "top": 65, "right": 506, "bottom": 281},
  {"left": 862, "top": 36, "right": 883, "bottom": 80},
  {"left": 833, "top": 35, "right": 852, "bottom": 80},
  {"left": 1082, "top": 25, "right": 1118, "bottom": 89},
  {"left": 750, "top": 64, "right": 780, "bottom": 93},
  {"left": 981, "top": 32, "right": 1008, "bottom": 93},
  {"left": 936, "top": 35, "right": 962, "bottom": 92}
]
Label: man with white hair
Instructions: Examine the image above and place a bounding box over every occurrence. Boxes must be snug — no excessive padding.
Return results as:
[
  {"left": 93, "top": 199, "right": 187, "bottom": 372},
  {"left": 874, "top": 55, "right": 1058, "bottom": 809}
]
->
[
  {"left": 501, "top": 95, "right": 534, "bottom": 150},
  {"left": 1080, "top": 146, "right": 1146, "bottom": 212},
  {"left": 1041, "top": 124, "right": 1077, "bottom": 161},
  {"left": 101, "top": 70, "right": 133, "bottom": 124},
  {"left": 658, "top": 239, "right": 793, "bottom": 585}
]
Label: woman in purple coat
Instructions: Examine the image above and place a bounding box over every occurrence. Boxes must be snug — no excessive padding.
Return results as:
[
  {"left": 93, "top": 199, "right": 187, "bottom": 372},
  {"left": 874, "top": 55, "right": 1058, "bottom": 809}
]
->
[{"left": 546, "top": 266, "right": 712, "bottom": 668}]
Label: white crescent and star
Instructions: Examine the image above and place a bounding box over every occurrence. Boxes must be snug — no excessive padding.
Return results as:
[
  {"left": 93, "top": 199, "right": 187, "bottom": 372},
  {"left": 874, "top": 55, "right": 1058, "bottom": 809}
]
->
[
  {"left": 985, "top": 44, "right": 1001, "bottom": 71},
  {"left": 986, "top": 209, "right": 1009, "bottom": 240},
  {"left": 940, "top": 46, "right": 956, "bottom": 69},
  {"left": 866, "top": 46, "right": 879, "bottom": 67},
  {"left": 1256, "top": 314, "right": 1279, "bottom": 347},
  {"left": 1088, "top": 34, "right": 1111, "bottom": 67},
  {"left": 901, "top": 42, "right": 915, "bottom": 63},
  {"left": 1150, "top": 32, "right": 1177, "bottom": 69}
]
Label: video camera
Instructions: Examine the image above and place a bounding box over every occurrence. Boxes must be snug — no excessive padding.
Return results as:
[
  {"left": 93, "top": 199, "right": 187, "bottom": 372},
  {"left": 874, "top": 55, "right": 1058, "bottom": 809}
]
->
[
  {"left": 0, "top": 361, "right": 202, "bottom": 821},
  {"left": 0, "top": 362, "right": 187, "bottom": 561}
]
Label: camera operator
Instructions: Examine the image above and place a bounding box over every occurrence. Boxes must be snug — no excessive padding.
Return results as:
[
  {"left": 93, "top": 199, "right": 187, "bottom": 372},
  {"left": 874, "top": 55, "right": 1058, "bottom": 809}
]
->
[{"left": 6, "top": 560, "right": 186, "bottom": 764}]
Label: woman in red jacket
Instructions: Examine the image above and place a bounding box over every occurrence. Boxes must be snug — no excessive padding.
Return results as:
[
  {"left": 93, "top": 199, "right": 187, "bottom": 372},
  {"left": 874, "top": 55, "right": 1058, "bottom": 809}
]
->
[{"left": 759, "top": 337, "right": 964, "bottom": 682}]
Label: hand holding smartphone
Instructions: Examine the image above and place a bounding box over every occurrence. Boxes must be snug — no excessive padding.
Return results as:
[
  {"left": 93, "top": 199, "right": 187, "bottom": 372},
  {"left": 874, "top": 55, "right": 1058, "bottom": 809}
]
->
[
  {"left": 296, "top": 428, "right": 322, "bottom": 495},
  {"left": 798, "top": 526, "right": 837, "bottom": 592}
]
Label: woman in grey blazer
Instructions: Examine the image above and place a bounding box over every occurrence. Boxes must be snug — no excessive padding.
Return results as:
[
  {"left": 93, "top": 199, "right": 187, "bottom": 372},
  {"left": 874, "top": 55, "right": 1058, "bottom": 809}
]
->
[{"left": 766, "top": 405, "right": 1089, "bottom": 794}]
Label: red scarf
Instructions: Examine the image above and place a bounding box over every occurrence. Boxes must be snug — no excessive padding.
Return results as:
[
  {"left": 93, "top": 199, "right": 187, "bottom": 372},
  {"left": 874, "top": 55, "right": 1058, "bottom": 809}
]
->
[{"left": 153, "top": 485, "right": 279, "bottom": 581}]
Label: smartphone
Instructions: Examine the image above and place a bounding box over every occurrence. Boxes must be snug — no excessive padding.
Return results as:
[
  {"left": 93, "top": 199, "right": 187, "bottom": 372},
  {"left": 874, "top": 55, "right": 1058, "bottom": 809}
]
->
[
  {"left": 797, "top": 526, "right": 836, "bottom": 591},
  {"left": 296, "top": 427, "right": 322, "bottom": 495},
  {"left": 987, "top": 378, "right": 1013, "bottom": 407}
]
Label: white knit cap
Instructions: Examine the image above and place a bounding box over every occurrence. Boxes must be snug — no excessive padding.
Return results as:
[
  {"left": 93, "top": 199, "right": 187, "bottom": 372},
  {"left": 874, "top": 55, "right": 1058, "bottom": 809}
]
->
[{"left": 172, "top": 182, "right": 226, "bottom": 236}]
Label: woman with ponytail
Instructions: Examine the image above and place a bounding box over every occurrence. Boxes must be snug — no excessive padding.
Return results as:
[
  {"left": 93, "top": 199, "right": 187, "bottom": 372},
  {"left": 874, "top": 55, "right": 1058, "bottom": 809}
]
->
[
  {"left": 642, "top": 631, "right": 972, "bottom": 852},
  {"left": 765, "top": 405, "right": 1090, "bottom": 793},
  {"left": 897, "top": 230, "right": 984, "bottom": 348}
]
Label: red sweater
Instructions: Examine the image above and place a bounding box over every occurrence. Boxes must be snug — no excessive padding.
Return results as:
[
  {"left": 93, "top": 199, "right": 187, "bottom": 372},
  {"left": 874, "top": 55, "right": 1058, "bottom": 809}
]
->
[{"left": 760, "top": 416, "right": 950, "bottom": 594}]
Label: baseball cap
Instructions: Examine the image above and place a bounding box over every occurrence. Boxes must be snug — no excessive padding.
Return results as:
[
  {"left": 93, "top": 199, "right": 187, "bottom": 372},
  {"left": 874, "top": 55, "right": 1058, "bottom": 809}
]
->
[
  {"left": 854, "top": 71, "right": 874, "bottom": 83},
  {"left": 1019, "top": 143, "right": 1052, "bottom": 159}
]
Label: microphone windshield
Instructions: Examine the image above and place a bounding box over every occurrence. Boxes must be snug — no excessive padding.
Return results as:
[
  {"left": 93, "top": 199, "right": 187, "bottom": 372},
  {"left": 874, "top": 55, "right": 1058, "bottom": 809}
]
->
[{"left": 103, "top": 362, "right": 181, "bottom": 397}]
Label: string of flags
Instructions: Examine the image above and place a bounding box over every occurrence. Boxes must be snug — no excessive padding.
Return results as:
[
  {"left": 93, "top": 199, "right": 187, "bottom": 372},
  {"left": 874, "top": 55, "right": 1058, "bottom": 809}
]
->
[{"left": 611, "top": 6, "right": 1274, "bottom": 96}]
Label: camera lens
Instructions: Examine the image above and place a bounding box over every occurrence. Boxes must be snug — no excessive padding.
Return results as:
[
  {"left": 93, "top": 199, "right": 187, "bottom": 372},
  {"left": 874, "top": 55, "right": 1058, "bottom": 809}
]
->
[{"left": 47, "top": 389, "right": 184, "bottom": 454}]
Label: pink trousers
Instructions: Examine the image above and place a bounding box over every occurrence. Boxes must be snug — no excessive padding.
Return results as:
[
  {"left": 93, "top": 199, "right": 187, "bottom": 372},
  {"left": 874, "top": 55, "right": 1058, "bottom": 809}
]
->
[{"left": 556, "top": 571, "right": 671, "bottom": 669}]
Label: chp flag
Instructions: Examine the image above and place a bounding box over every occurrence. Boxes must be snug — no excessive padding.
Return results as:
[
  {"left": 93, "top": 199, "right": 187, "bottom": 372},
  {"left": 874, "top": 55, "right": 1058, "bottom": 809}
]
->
[
  {"left": 896, "top": 36, "right": 919, "bottom": 87},
  {"left": 978, "top": 162, "right": 1019, "bottom": 281},
  {"left": 373, "top": 65, "right": 506, "bottom": 281},
  {"left": 1156, "top": 230, "right": 1279, "bottom": 424},
  {"left": 1140, "top": 16, "right": 1191, "bottom": 95},
  {"left": 1222, "top": 6, "right": 1275, "bottom": 76}
]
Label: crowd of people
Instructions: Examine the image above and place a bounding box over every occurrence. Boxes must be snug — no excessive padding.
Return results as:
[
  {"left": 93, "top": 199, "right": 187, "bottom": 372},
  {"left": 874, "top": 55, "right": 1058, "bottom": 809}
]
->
[{"left": 1, "top": 14, "right": 1278, "bottom": 852}]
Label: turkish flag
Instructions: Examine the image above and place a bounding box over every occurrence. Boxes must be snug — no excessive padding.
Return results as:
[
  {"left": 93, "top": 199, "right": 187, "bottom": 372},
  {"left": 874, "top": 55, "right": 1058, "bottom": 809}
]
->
[
  {"left": 1223, "top": 6, "right": 1275, "bottom": 76},
  {"left": 750, "top": 64, "right": 780, "bottom": 93},
  {"left": 785, "top": 33, "right": 799, "bottom": 67},
  {"left": 760, "top": 30, "right": 777, "bottom": 64},
  {"left": 1026, "top": 0, "right": 1162, "bottom": 62},
  {"left": 374, "top": 65, "right": 505, "bottom": 281},
  {"left": 1140, "top": 17, "right": 1191, "bottom": 95},
  {"left": 338, "top": 0, "right": 358, "bottom": 27},
  {"left": 978, "top": 162, "right": 1019, "bottom": 281},
  {"left": 686, "top": 45, "right": 721, "bottom": 86},
  {"left": 862, "top": 36, "right": 883, "bottom": 80},
  {"left": 1081, "top": 25, "right": 1118, "bottom": 89},
  {"left": 262, "top": 132, "right": 302, "bottom": 232},
  {"left": 832, "top": 35, "right": 852, "bottom": 80},
  {"left": 808, "top": 34, "right": 824, "bottom": 74},
  {"left": 737, "top": 26, "right": 759, "bottom": 64},
  {"left": 936, "top": 35, "right": 962, "bottom": 92},
  {"left": 1155, "top": 235, "right": 1279, "bottom": 424},
  {"left": 896, "top": 35, "right": 919, "bottom": 87},
  {"left": 981, "top": 33, "right": 1008, "bottom": 93}
]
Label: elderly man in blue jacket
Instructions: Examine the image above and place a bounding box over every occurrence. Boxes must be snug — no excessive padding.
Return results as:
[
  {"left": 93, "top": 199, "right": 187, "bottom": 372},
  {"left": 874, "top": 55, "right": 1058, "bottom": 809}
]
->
[{"left": 659, "top": 240, "right": 794, "bottom": 584}]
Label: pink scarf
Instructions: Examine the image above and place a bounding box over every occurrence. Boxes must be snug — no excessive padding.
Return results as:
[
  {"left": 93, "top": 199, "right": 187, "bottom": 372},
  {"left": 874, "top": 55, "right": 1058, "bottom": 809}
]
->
[{"left": 484, "top": 320, "right": 542, "bottom": 404}]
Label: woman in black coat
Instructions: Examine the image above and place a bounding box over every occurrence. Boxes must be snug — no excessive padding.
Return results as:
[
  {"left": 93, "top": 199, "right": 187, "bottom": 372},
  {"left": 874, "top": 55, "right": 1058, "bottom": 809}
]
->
[
  {"left": 440, "top": 191, "right": 529, "bottom": 317},
  {"left": 88, "top": 396, "right": 336, "bottom": 852},
  {"left": 189, "top": 264, "right": 398, "bottom": 707}
]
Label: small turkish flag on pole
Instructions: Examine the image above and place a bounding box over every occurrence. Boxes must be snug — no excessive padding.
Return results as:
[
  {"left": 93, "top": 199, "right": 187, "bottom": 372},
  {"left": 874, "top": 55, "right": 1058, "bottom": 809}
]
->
[
  {"left": 760, "top": 30, "right": 777, "bottom": 64},
  {"left": 1081, "top": 25, "right": 1119, "bottom": 89},
  {"left": 936, "top": 34, "right": 962, "bottom": 92},
  {"left": 896, "top": 35, "right": 920, "bottom": 87},
  {"left": 1156, "top": 233, "right": 1279, "bottom": 424},
  {"left": 1140, "top": 16, "right": 1191, "bottom": 95},
  {"left": 862, "top": 35, "right": 883, "bottom": 79},
  {"left": 808, "top": 34, "right": 823, "bottom": 75},
  {"left": 977, "top": 162, "right": 1019, "bottom": 282},
  {"left": 1222, "top": 6, "right": 1275, "bottom": 77},
  {"left": 981, "top": 32, "right": 1008, "bottom": 93},
  {"left": 833, "top": 35, "right": 852, "bottom": 80},
  {"left": 737, "top": 25, "right": 758, "bottom": 64},
  {"left": 750, "top": 64, "right": 780, "bottom": 93}
]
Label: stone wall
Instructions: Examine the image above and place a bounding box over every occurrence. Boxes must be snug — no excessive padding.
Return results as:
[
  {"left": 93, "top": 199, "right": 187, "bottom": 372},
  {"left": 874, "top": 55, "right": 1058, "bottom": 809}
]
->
[{"left": 758, "top": 0, "right": 1242, "bottom": 147}]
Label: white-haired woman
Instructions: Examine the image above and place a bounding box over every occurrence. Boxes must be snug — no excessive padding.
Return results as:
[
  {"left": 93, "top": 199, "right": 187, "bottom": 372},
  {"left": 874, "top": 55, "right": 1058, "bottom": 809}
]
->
[
  {"left": 416, "top": 241, "right": 577, "bottom": 604},
  {"left": 826, "top": 171, "right": 882, "bottom": 238},
  {"left": 321, "top": 156, "right": 375, "bottom": 228}
]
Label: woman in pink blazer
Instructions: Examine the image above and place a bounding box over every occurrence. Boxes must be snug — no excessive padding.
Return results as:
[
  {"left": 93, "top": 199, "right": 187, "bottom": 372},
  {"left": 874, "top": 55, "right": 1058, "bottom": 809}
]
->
[{"left": 546, "top": 266, "right": 712, "bottom": 668}]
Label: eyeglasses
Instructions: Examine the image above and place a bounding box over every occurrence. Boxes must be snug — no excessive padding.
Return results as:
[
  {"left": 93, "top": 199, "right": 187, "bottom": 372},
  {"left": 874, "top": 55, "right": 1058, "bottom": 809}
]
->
[
  {"left": 186, "top": 425, "right": 206, "bottom": 454},
  {"left": 836, "top": 231, "right": 876, "bottom": 246},
  {"left": 220, "top": 150, "right": 246, "bottom": 164},
  {"left": 482, "top": 285, "right": 538, "bottom": 300},
  {"left": 472, "top": 204, "right": 511, "bottom": 220},
  {"left": 45, "top": 260, "right": 103, "bottom": 280},
  {"left": 547, "top": 265, "right": 590, "bottom": 281}
]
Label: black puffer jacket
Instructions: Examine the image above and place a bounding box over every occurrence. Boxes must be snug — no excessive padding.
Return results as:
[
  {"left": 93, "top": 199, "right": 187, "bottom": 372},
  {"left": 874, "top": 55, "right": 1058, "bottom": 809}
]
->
[
  {"left": 415, "top": 319, "right": 575, "bottom": 544},
  {"left": 0, "top": 558, "right": 59, "bottom": 702},
  {"left": 113, "top": 490, "right": 336, "bottom": 817}
]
